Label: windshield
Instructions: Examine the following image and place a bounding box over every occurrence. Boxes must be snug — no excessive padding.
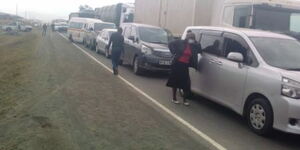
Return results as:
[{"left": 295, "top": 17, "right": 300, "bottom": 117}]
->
[
  {"left": 251, "top": 37, "right": 300, "bottom": 70},
  {"left": 254, "top": 7, "right": 300, "bottom": 33},
  {"left": 138, "top": 27, "right": 168, "bottom": 44},
  {"left": 94, "top": 23, "right": 116, "bottom": 31}
]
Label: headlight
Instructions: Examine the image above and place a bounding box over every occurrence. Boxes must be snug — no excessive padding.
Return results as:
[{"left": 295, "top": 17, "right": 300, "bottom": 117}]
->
[
  {"left": 141, "top": 45, "right": 152, "bottom": 55},
  {"left": 281, "top": 77, "right": 300, "bottom": 99}
]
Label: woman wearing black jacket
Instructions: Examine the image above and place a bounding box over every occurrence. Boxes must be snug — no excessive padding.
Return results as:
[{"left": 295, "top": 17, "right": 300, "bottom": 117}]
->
[{"left": 166, "top": 32, "right": 201, "bottom": 106}]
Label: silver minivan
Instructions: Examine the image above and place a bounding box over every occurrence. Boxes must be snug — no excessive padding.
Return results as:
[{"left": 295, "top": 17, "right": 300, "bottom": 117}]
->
[{"left": 182, "top": 26, "right": 300, "bottom": 135}]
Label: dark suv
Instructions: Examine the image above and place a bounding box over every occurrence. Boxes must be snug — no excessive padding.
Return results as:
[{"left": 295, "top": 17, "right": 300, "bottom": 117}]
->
[{"left": 120, "top": 23, "right": 173, "bottom": 74}]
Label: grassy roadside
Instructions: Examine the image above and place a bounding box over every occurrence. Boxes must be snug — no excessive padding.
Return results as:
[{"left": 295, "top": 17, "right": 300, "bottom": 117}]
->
[{"left": 0, "top": 30, "right": 39, "bottom": 119}]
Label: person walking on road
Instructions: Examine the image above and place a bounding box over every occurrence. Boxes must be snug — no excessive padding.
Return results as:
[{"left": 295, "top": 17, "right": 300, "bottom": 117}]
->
[
  {"left": 166, "top": 32, "right": 202, "bottom": 106},
  {"left": 42, "top": 24, "right": 47, "bottom": 36},
  {"left": 106, "top": 27, "right": 124, "bottom": 75}
]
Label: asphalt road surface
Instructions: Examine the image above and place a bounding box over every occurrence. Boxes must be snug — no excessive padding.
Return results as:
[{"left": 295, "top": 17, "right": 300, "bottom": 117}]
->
[{"left": 58, "top": 31, "right": 300, "bottom": 150}]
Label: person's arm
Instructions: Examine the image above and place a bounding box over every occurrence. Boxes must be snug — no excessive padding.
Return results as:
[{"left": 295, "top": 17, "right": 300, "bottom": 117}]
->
[
  {"left": 197, "top": 43, "right": 202, "bottom": 54},
  {"left": 168, "top": 40, "right": 179, "bottom": 55}
]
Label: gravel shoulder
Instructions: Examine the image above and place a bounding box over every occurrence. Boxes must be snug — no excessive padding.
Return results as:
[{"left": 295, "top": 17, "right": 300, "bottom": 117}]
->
[{"left": 0, "top": 31, "right": 209, "bottom": 150}]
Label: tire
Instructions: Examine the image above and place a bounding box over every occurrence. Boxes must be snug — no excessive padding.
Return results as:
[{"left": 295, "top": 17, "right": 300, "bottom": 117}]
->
[
  {"left": 69, "top": 35, "right": 73, "bottom": 42},
  {"left": 246, "top": 98, "right": 273, "bottom": 136},
  {"left": 133, "top": 56, "right": 143, "bottom": 75}
]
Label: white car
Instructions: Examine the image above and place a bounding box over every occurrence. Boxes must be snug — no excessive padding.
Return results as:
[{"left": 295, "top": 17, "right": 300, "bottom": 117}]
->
[{"left": 95, "top": 29, "right": 117, "bottom": 58}]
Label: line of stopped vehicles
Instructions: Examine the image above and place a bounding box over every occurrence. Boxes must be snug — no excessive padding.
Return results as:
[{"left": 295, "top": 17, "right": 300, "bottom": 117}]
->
[{"left": 66, "top": 17, "right": 300, "bottom": 136}]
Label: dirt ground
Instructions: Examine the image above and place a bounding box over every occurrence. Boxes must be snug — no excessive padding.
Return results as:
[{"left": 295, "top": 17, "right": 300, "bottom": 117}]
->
[{"left": 0, "top": 30, "right": 209, "bottom": 150}]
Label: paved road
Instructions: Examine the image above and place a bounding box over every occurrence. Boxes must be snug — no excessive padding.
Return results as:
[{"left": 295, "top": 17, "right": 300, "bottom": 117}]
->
[{"left": 59, "top": 32, "right": 300, "bottom": 150}]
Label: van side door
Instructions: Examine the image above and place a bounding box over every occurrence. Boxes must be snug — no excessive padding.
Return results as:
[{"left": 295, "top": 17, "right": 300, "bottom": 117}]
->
[
  {"left": 190, "top": 30, "right": 224, "bottom": 102},
  {"left": 216, "top": 32, "right": 250, "bottom": 109}
]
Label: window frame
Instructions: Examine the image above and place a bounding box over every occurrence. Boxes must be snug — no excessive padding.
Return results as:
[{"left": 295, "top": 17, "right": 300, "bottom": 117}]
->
[
  {"left": 200, "top": 30, "right": 224, "bottom": 57},
  {"left": 222, "top": 32, "right": 259, "bottom": 67}
]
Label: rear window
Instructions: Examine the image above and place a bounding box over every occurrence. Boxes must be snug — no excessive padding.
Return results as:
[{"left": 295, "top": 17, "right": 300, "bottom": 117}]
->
[
  {"left": 94, "top": 23, "right": 116, "bottom": 31},
  {"left": 69, "top": 22, "right": 84, "bottom": 29}
]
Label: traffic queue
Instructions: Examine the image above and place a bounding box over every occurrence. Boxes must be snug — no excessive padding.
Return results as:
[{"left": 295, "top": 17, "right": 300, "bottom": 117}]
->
[{"left": 65, "top": 6, "right": 300, "bottom": 136}]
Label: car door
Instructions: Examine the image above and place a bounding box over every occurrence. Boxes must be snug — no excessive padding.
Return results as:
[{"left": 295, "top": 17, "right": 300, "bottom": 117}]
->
[
  {"left": 190, "top": 30, "right": 224, "bottom": 102},
  {"left": 122, "top": 25, "right": 133, "bottom": 64},
  {"left": 98, "top": 32, "right": 106, "bottom": 52},
  {"left": 127, "top": 26, "right": 140, "bottom": 65},
  {"left": 216, "top": 32, "right": 249, "bottom": 108}
]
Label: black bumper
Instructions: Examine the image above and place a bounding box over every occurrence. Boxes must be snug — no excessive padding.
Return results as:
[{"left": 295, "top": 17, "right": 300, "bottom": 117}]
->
[{"left": 138, "top": 55, "right": 172, "bottom": 72}]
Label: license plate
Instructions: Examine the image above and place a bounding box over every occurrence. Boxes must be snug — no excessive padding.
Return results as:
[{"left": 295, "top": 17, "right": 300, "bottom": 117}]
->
[{"left": 159, "top": 60, "right": 171, "bottom": 65}]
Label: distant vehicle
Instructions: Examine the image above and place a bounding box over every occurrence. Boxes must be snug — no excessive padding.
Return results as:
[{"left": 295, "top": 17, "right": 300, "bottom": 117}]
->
[
  {"left": 120, "top": 23, "right": 173, "bottom": 75},
  {"left": 95, "top": 3, "right": 134, "bottom": 27},
  {"left": 20, "top": 25, "right": 33, "bottom": 32},
  {"left": 95, "top": 29, "right": 117, "bottom": 57},
  {"left": 2, "top": 22, "right": 18, "bottom": 32},
  {"left": 2, "top": 22, "right": 32, "bottom": 32},
  {"left": 182, "top": 26, "right": 300, "bottom": 135},
  {"left": 135, "top": 0, "right": 300, "bottom": 38},
  {"left": 84, "top": 21, "right": 116, "bottom": 50},
  {"left": 54, "top": 22, "right": 68, "bottom": 32},
  {"left": 67, "top": 17, "right": 102, "bottom": 43},
  {"left": 69, "top": 10, "right": 95, "bottom": 20}
]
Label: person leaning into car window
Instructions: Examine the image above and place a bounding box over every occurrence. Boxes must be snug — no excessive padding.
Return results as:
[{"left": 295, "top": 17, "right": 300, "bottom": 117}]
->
[{"left": 166, "top": 32, "right": 201, "bottom": 106}]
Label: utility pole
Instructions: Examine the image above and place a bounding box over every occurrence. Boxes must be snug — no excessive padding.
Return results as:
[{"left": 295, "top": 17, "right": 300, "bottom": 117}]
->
[{"left": 16, "top": 4, "right": 18, "bottom": 16}]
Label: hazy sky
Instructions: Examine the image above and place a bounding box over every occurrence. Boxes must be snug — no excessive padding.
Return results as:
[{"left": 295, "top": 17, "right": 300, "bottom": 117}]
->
[{"left": 0, "top": 0, "right": 134, "bottom": 21}]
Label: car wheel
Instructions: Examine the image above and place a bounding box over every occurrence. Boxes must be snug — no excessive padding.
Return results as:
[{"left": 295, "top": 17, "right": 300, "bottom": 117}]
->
[
  {"left": 246, "top": 98, "right": 273, "bottom": 136},
  {"left": 133, "top": 56, "right": 143, "bottom": 75},
  {"left": 69, "top": 35, "right": 73, "bottom": 42}
]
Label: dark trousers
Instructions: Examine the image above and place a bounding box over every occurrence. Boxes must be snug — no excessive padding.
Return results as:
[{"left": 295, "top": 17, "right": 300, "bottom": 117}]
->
[{"left": 111, "top": 48, "right": 122, "bottom": 70}]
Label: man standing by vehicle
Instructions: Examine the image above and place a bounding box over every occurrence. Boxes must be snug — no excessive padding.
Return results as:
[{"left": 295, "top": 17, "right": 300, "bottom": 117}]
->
[
  {"left": 106, "top": 27, "right": 124, "bottom": 75},
  {"left": 42, "top": 24, "right": 47, "bottom": 36}
]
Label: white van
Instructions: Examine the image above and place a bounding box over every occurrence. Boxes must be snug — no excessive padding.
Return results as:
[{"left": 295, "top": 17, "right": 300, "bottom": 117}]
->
[
  {"left": 67, "top": 17, "right": 103, "bottom": 43},
  {"left": 182, "top": 26, "right": 300, "bottom": 135}
]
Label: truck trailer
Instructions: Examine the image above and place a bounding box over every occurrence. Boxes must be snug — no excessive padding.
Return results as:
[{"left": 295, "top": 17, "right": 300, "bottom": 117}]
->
[
  {"left": 95, "top": 3, "right": 134, "bottom": 27},
  {"left": 134, "top": 0, "right": 300, "bottom": 37}
]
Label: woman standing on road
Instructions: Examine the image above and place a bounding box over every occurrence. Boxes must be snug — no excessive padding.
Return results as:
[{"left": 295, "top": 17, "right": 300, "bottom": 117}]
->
[{"left": 166, "top": 32, "right": 201, "bottom": 106}]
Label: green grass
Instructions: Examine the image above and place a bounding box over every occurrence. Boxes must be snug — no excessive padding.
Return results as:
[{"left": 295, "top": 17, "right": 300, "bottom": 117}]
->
[{"left": 0, "top": 31, "right": 39, "bottom": 119}]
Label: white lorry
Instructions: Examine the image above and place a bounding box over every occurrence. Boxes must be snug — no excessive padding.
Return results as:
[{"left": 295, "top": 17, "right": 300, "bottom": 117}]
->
[{"left": 134, "top": 0, "right": 300, "bottom": 38}]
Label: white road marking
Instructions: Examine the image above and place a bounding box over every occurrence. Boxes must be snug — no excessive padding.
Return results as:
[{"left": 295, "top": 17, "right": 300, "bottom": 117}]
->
[{"left": 58, "top": 33, "right": 227, "bottom": 150}]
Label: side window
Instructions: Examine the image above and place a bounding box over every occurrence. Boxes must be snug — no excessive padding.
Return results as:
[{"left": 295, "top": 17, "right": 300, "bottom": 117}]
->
[
  {"left": 189, "top": 29, "right": 202, "bottom": 43},
  {"left": 223, "top": 33, "right": 248, "bottom": 59},
  {"left": 223, "top": 6, "right": 234, "bottom": 25},
  {"left": 124, "top": 26, "right": 132, "bottom": 38},
  {"left": 201, "top": 33, "right": 223, "bottom": 56},
  {"left": 223, "top": 33, "right": 258, "bottom": 66},
  {"left": 233, "top": 6, "right": 252, "bottom": 28}
]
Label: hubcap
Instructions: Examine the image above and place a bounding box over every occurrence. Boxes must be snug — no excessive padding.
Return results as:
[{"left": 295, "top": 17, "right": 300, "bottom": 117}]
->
[{"left": 250, "top": 104, "right": 266, "bottom": 130}]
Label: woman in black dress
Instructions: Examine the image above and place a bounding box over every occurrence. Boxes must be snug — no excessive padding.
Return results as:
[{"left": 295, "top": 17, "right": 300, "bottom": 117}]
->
[{"left": 166, "top": 32, "right": 201, "bottom": 106}]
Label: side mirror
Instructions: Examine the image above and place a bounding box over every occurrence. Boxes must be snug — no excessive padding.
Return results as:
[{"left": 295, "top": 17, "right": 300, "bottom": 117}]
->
[{"left": 227, "top": 52, "right": 244, "bottom": 62}]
